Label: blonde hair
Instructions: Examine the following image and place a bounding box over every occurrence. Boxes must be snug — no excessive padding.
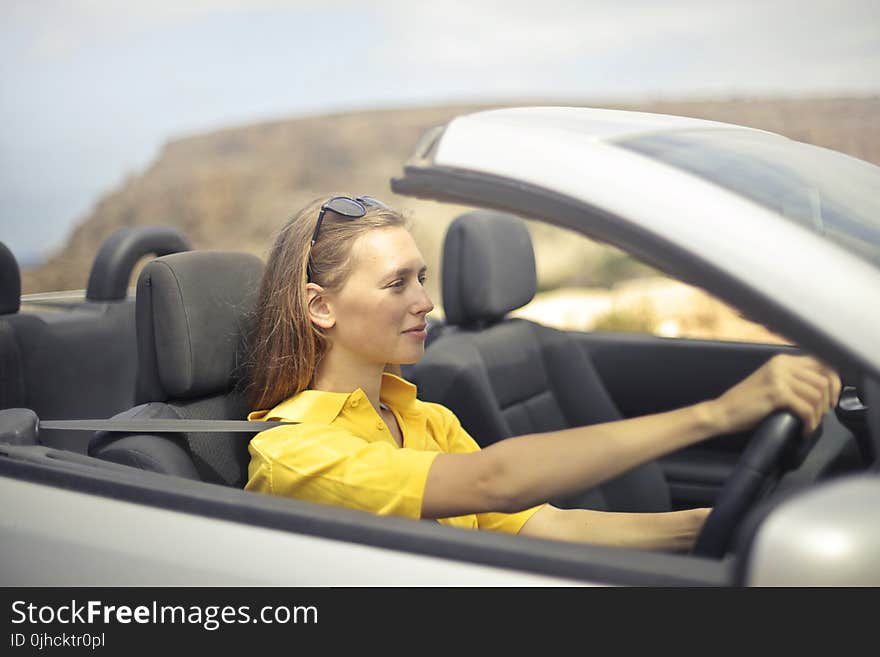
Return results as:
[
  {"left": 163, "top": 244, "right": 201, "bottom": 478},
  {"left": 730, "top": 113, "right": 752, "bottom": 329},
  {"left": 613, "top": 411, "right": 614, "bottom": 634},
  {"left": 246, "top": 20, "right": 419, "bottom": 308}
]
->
[{"left": 247, "top": 195, "right": 406, "bottom": 411}]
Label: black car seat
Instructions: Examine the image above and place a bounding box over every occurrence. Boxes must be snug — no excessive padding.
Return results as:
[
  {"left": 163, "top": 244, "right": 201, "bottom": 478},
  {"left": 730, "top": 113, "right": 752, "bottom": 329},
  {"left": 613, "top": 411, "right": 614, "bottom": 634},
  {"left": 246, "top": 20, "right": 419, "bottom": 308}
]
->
[
  {"left": 409, "top": 211, "right": 671, "bottom": 512},
  {"left": 89, "top": 250, "right": 264, "bottom": 487},
  {"left": 0, "top": 242, "right": 24, "bottom": 410},
  {"left": 0, "top": 227, "right": 192, "bottom": 452}
]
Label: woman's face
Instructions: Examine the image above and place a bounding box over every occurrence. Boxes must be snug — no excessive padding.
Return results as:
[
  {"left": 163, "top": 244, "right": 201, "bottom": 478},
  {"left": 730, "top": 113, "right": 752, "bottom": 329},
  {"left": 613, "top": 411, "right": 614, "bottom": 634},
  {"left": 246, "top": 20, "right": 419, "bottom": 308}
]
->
[{"left": 322, "top": 226, "right": 434, "bottom": 366}]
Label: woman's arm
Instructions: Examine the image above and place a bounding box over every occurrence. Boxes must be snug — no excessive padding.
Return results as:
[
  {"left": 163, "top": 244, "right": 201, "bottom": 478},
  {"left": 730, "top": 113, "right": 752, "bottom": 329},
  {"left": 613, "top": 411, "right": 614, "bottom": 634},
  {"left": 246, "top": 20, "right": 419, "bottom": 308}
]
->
[
  {"left": 422, "top": 397, "right": 717, "bottom": 518},
  {"left": 517, "top": 504, "right": 711, "bottom": 552},
  {"left": 421, "top": 354, "right": 840, "bottom": 519}
]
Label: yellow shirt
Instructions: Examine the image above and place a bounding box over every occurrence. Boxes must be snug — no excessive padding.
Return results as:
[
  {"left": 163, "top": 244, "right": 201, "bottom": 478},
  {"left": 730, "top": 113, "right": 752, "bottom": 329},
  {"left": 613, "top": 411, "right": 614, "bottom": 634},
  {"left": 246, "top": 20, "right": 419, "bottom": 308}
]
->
[{"left": 245, "top": 373, "right": 543, "bottom": 533}]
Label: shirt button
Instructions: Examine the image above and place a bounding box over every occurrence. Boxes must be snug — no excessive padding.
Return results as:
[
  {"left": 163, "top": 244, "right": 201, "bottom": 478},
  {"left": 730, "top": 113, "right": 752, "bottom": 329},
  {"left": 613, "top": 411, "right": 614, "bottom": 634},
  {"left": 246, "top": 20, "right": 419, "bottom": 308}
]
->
[
  {"left": 377, "top": 422, "right": 385, "bottom": 431},
  {"left": 349, "top": 399, "right": 359, "bottom": 408}
]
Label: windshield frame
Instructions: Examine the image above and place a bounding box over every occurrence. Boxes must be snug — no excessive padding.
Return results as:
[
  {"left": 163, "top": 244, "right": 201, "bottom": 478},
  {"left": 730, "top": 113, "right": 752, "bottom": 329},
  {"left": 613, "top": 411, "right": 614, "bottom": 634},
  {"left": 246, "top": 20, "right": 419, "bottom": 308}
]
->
[{"left": 617, "top": 128, "right": 880, "bottom": 269}]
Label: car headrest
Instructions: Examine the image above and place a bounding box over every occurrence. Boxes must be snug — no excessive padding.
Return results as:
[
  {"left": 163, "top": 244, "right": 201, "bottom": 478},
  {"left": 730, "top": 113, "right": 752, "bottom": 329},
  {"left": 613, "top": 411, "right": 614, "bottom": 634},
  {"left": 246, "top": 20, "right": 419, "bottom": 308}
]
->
[
  {"left": 0, "top": 242, "right": 21, "bottom": 315},
  {"left": 442, "top": 211, "right": 536, "bottom": 326},
  {"left": 134, "top": 251, "right": 264, "bottom": 403}
]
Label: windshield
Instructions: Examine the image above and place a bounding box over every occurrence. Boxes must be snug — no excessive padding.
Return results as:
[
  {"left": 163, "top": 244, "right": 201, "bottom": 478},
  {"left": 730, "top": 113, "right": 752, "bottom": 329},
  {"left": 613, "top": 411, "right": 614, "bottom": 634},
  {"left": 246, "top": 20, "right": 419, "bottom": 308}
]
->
[{"left": 617, "top": 129, "right": 880, "bottom": 268}]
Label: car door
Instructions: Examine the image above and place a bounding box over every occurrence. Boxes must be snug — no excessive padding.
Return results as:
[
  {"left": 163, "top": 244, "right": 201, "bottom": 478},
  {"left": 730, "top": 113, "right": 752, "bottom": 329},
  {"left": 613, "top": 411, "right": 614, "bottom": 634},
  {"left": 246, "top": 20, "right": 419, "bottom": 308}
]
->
[{"left": 572, "top": 331, "right": 790, "bottom": 508}]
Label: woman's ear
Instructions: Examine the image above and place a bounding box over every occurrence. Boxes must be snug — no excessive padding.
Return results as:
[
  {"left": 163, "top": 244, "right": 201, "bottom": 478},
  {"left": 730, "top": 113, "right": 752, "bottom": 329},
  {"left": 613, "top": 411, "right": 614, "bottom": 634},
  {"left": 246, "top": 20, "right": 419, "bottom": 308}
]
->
[{"left": 306, "top": 283, "right": 335, "bottom": 330}]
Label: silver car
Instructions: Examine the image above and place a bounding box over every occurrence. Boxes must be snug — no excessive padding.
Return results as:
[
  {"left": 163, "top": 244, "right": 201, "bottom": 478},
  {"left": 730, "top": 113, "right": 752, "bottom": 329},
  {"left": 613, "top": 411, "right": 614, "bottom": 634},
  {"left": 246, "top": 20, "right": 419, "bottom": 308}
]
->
[{"left": 1, "top": 107, "right": 878, "bottom": 585}]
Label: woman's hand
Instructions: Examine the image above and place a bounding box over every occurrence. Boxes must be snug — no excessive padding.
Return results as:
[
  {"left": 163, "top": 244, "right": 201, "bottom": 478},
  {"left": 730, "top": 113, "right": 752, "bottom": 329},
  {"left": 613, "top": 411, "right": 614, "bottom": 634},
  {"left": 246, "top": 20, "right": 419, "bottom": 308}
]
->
[
  {"left": 707, "top": 354, "right": 841, "bottom": 436},
  {"left": 519, "top": 504, "right": 713, "bottom": 552}
]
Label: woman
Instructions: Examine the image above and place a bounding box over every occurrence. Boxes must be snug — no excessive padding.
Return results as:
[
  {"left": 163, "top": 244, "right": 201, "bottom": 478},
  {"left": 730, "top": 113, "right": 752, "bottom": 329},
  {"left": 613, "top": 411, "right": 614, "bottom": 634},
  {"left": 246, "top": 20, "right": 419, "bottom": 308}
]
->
[{"left": 244, "top": 195, "right": 841, "bottom": 551}]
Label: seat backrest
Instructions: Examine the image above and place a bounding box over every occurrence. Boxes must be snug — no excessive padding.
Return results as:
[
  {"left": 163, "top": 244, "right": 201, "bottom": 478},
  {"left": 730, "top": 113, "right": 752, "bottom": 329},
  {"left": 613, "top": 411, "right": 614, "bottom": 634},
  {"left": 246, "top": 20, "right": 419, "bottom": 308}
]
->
[
  {"left": 89, "top": 251, "right": 264, "bottom": 487},
  {"left": 0, "top": 241, "right": 21, "bottom": 316},
  {"left": 0, "top": 242, "right": 24, "bottom": 410},
  {"left": 411, "top": 211, "right": 670, "bottom": 512},
  {"left": 1, "top": 228, "right": 192, "bottom": 452}
]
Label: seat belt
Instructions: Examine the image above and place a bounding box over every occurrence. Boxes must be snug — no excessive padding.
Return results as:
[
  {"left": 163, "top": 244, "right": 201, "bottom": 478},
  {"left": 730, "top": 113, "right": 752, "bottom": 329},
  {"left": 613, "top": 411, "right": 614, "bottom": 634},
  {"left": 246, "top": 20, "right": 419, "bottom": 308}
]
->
[
  {"left": 39, "top": 419, "right": 295, "bottom": 432},
  {"left": 0, "top": 409, "right": 297, "bottom": 452}
]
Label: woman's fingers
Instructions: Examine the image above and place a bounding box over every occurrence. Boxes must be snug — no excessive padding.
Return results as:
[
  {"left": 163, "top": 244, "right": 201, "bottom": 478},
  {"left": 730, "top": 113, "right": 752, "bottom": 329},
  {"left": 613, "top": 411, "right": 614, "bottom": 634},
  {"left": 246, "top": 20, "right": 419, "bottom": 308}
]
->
[
  {"left": 711, "top": 353, "right": 842, "bottom": 436},
  {"left": 796, "top": 357, "right": 842, "bottom": 404},
  {"left": 823, "top": 366, "right": 842, "bottom": 407},
  {"left": 793, "top": 357, "right": 841, "bottom": 412},
  {"left": 787, "top": 378, "right": 826, "bottom": 435},
  {"left": 769, "top": 355, "right": 841, "bottom": 436},
  {"left": 789, "top": 368, "right": 830, "bottom": 412}
]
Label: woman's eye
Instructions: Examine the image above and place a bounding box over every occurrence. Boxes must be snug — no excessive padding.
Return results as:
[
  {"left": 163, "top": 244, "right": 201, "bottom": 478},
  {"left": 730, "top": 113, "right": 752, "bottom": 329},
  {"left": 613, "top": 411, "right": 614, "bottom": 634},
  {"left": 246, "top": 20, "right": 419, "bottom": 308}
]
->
[{"left": 387, "top": 273, "right": 426, "bottom": 290}]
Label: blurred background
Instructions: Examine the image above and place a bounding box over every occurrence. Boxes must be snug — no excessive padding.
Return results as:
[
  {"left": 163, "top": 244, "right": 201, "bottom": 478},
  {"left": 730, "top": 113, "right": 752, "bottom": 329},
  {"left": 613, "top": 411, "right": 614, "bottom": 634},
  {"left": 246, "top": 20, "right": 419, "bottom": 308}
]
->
[{"left": 2, "top": 0, "right": 879, "bottom": 341}]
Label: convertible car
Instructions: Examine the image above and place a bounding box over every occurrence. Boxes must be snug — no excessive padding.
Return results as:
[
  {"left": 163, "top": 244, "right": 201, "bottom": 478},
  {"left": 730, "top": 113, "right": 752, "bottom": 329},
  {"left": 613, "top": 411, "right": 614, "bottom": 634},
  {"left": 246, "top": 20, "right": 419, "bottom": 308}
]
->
[{"left": 1, "top": 107, "right": 878, "bottom": 586}]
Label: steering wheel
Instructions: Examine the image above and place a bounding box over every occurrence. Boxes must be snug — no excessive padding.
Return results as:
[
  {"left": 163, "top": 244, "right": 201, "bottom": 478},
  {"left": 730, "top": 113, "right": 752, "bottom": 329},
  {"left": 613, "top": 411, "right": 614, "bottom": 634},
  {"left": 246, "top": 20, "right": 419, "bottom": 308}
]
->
[{"left": 692, "top": 411, "right": 802, "bottom": 558}]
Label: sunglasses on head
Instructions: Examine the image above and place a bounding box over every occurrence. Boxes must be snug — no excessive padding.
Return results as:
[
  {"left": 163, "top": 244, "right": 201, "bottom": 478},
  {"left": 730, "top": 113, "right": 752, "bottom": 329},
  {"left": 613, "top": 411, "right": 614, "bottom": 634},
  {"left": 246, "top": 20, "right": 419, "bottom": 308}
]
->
[
  {"left": 310, "top": 195, "right": 389, "bottom": 246},
  {"left": 307, "top": 195, "right": 389, "bottom": 282}
]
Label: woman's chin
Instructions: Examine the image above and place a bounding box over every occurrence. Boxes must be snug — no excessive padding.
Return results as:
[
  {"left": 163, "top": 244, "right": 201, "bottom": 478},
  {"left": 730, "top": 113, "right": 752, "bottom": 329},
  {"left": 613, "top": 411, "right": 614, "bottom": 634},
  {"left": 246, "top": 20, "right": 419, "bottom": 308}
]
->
[{"left": 393, "top": 349, "right": 425, "bottom": 366}]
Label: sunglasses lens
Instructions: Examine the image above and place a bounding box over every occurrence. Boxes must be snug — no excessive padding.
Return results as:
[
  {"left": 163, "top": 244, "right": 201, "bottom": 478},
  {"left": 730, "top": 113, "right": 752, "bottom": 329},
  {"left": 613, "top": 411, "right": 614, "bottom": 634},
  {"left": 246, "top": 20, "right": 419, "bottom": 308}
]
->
[
  {"left": 357, "top": 195, "right": 389, "bottom": 210},
  {"left": 325, "top": 197, "right": 366, "bottom": 217}
]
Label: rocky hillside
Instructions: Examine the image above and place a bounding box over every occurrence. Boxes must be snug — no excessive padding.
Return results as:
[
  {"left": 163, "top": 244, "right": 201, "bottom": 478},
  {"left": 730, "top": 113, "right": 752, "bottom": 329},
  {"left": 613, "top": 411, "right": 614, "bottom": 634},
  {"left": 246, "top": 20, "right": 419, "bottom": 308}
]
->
[{"left": 21, "top": 97, "right": 880, "bottom": 322}]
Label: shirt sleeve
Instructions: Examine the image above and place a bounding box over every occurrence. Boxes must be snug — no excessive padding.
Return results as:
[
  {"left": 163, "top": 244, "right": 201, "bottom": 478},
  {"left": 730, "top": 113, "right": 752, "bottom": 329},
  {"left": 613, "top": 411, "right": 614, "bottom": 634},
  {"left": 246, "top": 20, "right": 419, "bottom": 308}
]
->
[
  {"left": 245, "top": 422, "right": 439, "bottom": 519},
  {"left": 433, "top": 404, "right": 546, "bottom": 534}
]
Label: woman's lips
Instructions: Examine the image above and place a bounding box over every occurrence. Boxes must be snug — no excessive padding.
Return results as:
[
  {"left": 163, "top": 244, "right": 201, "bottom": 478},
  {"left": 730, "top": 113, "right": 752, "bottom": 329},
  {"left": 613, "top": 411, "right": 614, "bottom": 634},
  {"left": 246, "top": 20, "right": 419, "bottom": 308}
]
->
[{"left": 403, "top": 325, "right": 427, "bottom": 339}]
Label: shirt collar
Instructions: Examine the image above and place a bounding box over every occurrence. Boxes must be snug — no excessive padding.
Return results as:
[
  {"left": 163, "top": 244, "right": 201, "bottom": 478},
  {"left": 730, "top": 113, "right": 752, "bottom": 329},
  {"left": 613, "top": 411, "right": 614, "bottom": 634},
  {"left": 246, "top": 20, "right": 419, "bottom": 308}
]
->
[
  {"left": 251, "top": 372, "right": 419, "bottom": 423},
  {"left": 379, "top": 372, "right": 418, "bottom": 413}
]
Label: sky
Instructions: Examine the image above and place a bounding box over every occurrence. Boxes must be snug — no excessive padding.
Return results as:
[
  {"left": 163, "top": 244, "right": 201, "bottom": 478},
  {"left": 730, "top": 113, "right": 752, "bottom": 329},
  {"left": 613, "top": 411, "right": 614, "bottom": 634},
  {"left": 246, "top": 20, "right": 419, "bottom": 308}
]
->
[{"left": 1, "top": 0, "right": 879, "bottom": 266}]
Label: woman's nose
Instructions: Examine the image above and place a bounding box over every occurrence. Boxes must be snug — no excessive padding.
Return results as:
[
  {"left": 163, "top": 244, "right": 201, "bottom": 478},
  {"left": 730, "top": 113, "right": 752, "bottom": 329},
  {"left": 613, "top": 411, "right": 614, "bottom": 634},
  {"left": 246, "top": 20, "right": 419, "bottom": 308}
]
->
[{"left": 413, "top": 286, "right": 434, "bottom": 315}]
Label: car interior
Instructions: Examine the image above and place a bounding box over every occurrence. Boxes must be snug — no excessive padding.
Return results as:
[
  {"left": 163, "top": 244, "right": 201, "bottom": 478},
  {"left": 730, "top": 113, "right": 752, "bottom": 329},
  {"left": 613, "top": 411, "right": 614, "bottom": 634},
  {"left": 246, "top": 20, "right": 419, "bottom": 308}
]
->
[
  {"left": 89, "top": 249, "right": 265, "bottom": 487},
  {"left": 0, "top": 209, "right": 873, "bottom": 581},
  {"left": 406, "top": 211, "right": 868, "bottom": 557},
  {"left": 0, "top": 226, "right": 191, "bottom": 452},
  {"left": 406, "top": 211, "right": 672, "bottom": 513}
]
